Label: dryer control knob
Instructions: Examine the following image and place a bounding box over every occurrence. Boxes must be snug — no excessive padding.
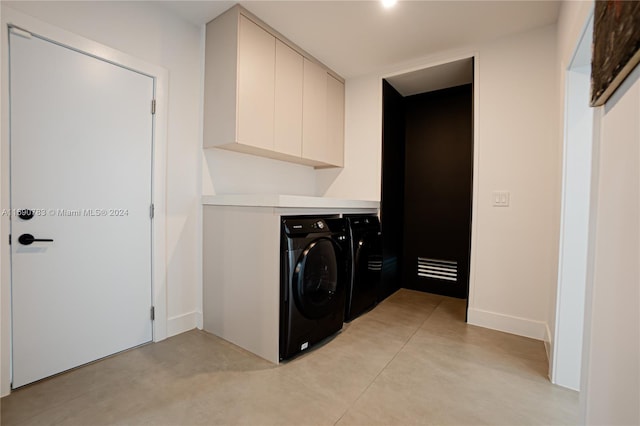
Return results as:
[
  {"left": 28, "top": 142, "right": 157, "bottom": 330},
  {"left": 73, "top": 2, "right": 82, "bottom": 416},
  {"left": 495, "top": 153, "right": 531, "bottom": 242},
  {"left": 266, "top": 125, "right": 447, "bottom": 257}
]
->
[{"left": 316, "top": 221, "right": 325, "bottom": 229}]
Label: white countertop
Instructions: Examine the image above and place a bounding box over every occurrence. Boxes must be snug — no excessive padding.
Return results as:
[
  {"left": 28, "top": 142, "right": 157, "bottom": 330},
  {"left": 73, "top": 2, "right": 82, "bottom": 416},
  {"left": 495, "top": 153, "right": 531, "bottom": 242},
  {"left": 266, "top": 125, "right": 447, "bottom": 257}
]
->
[{"left": 202, "top": 194, "right": 379, "bottom": 209}]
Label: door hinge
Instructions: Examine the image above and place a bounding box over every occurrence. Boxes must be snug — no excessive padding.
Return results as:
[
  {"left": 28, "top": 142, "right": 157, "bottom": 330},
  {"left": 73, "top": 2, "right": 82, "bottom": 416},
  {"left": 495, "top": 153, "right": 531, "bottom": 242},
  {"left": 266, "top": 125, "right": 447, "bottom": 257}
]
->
[
  {"left": 151, "top": 99, "right": 156, "bottom": 115},
  {"left": 150, "top": 203, "right": 155, "bottom": 219},
  {"left": 8, "top": 234, "right": 11, "bottom": 245},
  {"left": 150, "top": 306, "right": 155, "bottom": 321}
]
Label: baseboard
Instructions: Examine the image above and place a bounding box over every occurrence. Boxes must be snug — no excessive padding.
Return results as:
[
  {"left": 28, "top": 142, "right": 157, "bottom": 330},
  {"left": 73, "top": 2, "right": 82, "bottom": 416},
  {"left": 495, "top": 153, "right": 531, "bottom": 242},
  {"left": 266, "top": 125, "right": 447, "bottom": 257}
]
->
[
  {"left": 545, "top": 323, "right": 553, "bottom": 381},
  {"left": 544, "top": 323, "right": 552, "bottom": 361},
  {"left": 467, "top": 308, "right": 547, "bottom": 340},
  {"left": 196, "top": 311, "right": 203, "bottom": 330},
  {"left": 166, "top": 311, "right": 199, "bottom": 337}
]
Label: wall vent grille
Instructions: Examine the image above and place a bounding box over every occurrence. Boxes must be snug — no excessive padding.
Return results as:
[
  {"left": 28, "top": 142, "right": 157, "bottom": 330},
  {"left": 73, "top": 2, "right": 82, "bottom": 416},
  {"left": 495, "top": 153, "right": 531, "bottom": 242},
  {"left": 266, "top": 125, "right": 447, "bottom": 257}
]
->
[
  {"left": 367, "top": 256, "right": 383, "bottom": 272},
  {"left": 417, "top": 257, "right": 457, "bottom": 282}
]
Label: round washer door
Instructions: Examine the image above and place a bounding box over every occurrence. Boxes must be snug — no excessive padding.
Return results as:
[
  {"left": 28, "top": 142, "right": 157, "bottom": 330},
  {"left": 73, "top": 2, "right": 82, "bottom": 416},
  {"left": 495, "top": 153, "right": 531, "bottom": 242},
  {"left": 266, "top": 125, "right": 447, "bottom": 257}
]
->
[{"left": 293, "top": 237, "right": 342, "bottom": 319}]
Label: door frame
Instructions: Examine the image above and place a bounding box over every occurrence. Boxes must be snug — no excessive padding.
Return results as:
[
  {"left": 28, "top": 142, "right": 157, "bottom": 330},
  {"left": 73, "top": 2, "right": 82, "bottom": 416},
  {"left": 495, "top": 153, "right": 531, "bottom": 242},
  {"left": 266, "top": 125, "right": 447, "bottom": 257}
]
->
[
  {"left": 551, "top": 9, "right": 594, "bottom": 391},
  {"left": 0, "top": 8, "right": 168, "bottom": 396},
  {"left": 381, "top": 51, "right": 480, "bottom": 314}
]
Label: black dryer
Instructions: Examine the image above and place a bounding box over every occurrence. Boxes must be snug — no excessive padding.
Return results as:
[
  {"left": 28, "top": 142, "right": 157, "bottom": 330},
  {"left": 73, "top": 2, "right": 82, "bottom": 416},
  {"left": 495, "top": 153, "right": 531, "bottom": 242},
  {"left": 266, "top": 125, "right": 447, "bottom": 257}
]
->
[{"left": 344, "top": 214, "right": 382, "bottom": 322}]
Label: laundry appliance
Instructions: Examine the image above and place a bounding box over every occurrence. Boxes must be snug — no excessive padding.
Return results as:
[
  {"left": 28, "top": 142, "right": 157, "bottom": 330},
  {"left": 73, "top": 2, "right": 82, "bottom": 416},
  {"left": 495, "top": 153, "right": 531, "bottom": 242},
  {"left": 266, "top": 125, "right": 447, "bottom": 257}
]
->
[
  {"left": 344, "top": 214, "right": 382, "bottom": 322},
  {"left": 280, "top": 216, "right": 349, "bottom": 360}
]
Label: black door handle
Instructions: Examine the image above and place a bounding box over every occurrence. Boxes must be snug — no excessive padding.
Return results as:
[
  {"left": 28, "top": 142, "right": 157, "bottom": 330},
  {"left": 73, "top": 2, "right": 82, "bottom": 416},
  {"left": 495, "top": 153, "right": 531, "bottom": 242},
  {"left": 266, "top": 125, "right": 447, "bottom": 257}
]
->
[{"left": 18, "top": 233, "right": 54, "bottom": 246}]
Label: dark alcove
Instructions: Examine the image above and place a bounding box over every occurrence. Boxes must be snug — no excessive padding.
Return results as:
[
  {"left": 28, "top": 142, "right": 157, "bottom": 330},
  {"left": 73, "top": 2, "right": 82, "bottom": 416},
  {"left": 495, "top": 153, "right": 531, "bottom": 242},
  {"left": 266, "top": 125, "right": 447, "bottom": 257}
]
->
[{"left": 380, "top": 61, "right": 473, "bottom": 301}]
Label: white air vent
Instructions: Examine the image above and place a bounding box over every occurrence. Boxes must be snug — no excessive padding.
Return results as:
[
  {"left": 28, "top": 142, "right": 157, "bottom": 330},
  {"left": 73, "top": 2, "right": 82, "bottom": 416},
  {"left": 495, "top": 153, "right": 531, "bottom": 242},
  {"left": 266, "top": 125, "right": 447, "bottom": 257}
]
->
[
  {"left": 367, "top": 257, "right": 383, "bottom": 272},
  {"left": 417, "top": 257, "right": 457, "bottom": 282}
]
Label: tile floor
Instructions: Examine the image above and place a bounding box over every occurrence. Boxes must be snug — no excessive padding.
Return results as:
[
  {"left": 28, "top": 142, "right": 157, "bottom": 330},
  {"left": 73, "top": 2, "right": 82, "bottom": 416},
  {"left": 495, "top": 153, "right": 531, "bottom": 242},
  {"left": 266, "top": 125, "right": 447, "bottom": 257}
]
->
[{"left": 1, "top": 289, "right": 578, "bottom": 425}]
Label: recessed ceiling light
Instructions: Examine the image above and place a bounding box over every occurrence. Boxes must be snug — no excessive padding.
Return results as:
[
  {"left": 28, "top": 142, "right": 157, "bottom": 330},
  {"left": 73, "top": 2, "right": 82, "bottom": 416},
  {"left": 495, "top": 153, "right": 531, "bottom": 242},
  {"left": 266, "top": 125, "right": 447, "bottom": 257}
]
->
[{"left": 382, "top": 0, "right": 397, "bottom": 9}]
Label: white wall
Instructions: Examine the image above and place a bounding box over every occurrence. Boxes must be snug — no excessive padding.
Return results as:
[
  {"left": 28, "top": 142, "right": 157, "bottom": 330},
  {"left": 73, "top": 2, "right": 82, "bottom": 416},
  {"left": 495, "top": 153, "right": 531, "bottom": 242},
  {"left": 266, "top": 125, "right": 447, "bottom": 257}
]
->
[
  {"left": 580, "top": 62, "right": 640, "bottom": 426},
  {"left": 334, "top": 25, "right": 560, "bottom": 340},
  {"left": 2, "top": 1, "right": 204, "bottom": 335},
  {"left": 202, "top": 149, "right": 316, "bottom": 196},
  {"left": 468, "top": 25, "right": 559, "bottom": 340},
  {"left": 556, "top": 1, "right": 640, "bottom": 422}
]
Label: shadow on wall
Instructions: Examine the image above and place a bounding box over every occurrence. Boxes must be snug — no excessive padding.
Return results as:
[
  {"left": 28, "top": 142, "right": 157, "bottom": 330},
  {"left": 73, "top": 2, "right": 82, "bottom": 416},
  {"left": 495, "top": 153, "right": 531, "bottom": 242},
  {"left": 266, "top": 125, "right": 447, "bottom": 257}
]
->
[
  {"left": 202, "top": 148, "right": 320, "bottom": 195},
  {"left": 315, "top": 168, "right": 343, "bottom": 197}
]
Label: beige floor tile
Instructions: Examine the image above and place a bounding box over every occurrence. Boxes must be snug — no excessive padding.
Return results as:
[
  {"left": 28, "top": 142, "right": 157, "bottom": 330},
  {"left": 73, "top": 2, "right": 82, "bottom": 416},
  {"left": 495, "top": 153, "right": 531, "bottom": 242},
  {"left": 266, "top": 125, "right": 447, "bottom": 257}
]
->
[
  {"left": 337, "top": 297, "right": 578, "bottom": 426},
  {"left": 1, "top": 289, "right": 578, "bottom": 426},
  {"left": 118, "top": 370, "right": 339, "bottom": 426}
]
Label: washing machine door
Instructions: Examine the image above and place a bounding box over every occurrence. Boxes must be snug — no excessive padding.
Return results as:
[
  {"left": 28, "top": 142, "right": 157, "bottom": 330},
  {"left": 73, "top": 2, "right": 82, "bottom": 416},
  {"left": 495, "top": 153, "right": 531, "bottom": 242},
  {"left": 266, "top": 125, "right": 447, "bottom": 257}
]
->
[{"left": 293, "top": 237, "right": 342, "bottom": 319}]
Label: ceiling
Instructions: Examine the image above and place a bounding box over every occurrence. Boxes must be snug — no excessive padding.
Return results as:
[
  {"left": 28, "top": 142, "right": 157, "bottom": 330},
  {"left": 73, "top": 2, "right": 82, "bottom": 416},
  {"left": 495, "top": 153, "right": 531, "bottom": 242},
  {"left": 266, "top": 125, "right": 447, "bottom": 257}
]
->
[
  {"left": 386, "top": 57, "right": 473, "bottom": 96},
  {"left": 160, "top": 1, "right": 560, "bottom": 79}
]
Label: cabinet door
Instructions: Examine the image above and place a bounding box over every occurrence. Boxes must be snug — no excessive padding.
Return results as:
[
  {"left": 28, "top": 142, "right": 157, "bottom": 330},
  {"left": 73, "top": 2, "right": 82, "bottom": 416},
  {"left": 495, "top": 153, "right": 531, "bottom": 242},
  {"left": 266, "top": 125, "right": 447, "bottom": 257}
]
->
[
  {"left": 274, "top": 40, "right": 303, "bottom": 157},
  {"left": 302, "top": 58, "right": 327, "bottom": 163},
  {"left": 237, "top": 15, "right": 275, "bottom": 150},
  {"left": 326, "top": 75, "right": 345, "bottom": 167}
]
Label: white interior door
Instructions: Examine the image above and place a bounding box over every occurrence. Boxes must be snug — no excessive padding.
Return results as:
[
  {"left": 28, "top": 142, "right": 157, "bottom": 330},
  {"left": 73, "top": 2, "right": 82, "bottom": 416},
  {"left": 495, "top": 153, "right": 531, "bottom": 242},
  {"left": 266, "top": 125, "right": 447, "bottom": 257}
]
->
[{"left": 9, "top": 29, "right": 154, "bottom": 388}]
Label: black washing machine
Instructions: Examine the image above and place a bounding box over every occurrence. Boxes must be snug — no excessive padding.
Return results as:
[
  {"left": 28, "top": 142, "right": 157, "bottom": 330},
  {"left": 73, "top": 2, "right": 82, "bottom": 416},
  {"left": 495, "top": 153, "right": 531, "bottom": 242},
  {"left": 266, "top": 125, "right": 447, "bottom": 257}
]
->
[
  {"left": 344, "top": 214, "right": 383, "bottom": 322},
  {"left": 280, "top": 216, "right": 349, "bottom": 361}
]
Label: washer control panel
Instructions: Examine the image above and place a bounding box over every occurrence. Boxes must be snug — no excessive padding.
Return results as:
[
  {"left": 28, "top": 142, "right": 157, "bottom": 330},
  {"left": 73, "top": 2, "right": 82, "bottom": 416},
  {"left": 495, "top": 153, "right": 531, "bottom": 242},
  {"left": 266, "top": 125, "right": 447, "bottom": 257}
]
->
[{"left": 282, "top": 217, "right": 342, "bottom": 236}]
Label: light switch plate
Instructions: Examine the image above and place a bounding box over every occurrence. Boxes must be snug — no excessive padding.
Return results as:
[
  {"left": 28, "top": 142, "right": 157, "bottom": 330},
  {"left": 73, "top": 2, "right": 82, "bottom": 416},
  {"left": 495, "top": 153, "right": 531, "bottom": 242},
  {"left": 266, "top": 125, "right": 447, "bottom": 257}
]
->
[{"left": 492, "top": 191, "right": 510, "bottom": 207}]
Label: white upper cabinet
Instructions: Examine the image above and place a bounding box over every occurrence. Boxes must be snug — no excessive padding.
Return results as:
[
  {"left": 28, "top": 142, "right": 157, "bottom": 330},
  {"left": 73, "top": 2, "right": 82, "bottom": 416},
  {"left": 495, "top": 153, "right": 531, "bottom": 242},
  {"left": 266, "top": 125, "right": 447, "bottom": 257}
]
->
[
  {"left": 203, "top": 5, "right": 344, "bottom": 168},
  {"left": 302, "top": 61, "right": 345, "bottom": 167},
  {"left": 274, "top": 40, "right": 303, "bottom": 157},
  {"left": 302, "top": 58, "right": 328, "bottom": 163},
  {"left": 327, "top": 75, "right": 345, "bottom": 168},
  {"left": 237, "top": 15, "right": 275, "bottom": 151}
]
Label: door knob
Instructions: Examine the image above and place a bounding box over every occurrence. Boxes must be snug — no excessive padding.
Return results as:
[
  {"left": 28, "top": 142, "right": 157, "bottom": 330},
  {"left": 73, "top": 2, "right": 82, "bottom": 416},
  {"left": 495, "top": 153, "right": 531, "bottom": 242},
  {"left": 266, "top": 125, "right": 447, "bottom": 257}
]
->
[{"left": 18, "top": 234, "right": 54, "bottom": 246}]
